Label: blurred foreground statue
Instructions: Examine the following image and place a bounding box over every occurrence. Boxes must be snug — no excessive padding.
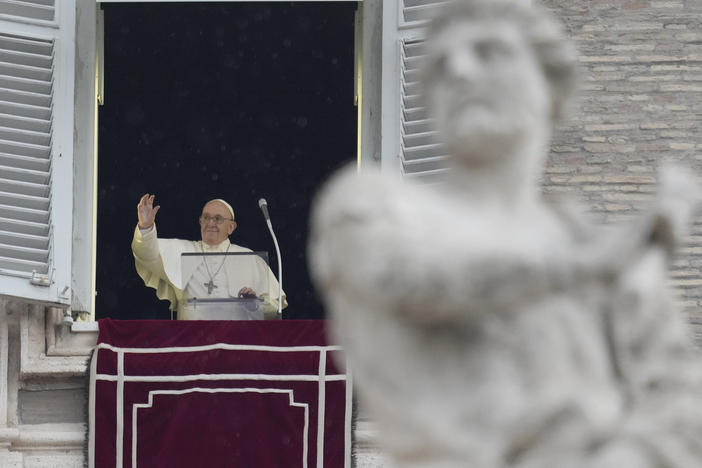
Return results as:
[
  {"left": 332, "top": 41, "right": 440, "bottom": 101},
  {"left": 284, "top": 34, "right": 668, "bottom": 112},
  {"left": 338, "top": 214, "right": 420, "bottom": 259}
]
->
[{"left": 310, "top": 0, "right": 702, "bottom": 467}]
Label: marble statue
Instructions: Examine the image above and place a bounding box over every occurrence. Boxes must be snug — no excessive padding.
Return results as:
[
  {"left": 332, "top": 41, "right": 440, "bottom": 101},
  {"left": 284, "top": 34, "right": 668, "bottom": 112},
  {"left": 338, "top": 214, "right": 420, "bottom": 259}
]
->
[{"left": 308, "top": 0, "right": 702, "bottom": 467}]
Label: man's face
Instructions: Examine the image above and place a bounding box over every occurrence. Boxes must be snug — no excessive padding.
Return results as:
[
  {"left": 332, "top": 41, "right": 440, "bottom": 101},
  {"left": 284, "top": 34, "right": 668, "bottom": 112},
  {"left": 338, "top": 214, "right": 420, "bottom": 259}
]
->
[
  {"left": 425, "top": 19, "right": 550, "bottom": 161},
  {"left": 200, "top": 201, "right": 237, "bottom": 246}
]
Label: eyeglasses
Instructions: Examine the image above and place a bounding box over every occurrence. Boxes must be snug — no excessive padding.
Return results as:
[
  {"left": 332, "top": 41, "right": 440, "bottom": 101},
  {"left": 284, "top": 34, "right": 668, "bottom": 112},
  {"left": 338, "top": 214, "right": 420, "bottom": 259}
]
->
[{"left": 199, "top": 214, "right": 234, "bottom": 225}]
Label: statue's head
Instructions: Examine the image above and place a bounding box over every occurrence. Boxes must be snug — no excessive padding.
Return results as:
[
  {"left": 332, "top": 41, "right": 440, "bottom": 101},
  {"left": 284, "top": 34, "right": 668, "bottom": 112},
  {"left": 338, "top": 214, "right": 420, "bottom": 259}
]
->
[{"left": 422, "top": 0, "right": 578, "bottom": 164}]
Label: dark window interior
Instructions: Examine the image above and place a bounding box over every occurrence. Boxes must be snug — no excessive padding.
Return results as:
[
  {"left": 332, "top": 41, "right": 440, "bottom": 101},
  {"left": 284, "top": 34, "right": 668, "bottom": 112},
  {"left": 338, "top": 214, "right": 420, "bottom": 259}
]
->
[{"left": 96, "top": 2, "right": 357, "bottom": 320}]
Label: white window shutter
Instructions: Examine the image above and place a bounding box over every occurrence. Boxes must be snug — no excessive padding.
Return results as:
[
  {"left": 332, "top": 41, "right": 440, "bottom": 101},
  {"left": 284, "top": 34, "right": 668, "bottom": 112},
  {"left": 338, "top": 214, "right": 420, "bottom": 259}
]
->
[
  {"left": 0, "top": 33, "right": 52, "bottom": 275},
  {"left": 399, "top": 36, "right": 449, "bottom": 182},
  {"left": 0, "top": 0, "right": 55, "bottom": 23},
  {"left": 382, "top": 0, "right": 449, "bottom": 182},
  {"left": 400, "top": 0, "right": 449, "bottom": 27},
  {"left": 0, "top": 0, "right": 76, "bottom": 306}
]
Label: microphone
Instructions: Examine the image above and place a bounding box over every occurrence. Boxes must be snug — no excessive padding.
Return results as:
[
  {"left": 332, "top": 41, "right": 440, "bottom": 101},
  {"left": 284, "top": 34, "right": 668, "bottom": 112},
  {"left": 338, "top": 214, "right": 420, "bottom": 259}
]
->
[
  {"left": 258, "top": 198, "right": 283, "bottom": 318},
  {"left": 258, "top": 198, "right": 271, "bottom": 223}
]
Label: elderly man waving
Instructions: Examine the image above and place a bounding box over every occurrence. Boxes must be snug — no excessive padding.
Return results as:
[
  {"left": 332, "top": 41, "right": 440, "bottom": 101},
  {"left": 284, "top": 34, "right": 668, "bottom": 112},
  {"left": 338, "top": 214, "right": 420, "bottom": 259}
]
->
[{"left": 132, "top": 194, "right": 286, "bottom": 320}]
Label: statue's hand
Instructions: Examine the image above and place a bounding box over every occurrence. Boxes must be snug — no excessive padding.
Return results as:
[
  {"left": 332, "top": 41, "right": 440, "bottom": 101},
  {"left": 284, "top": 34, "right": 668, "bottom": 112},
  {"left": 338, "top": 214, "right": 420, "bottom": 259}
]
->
[{"left": 137, "top": 193, "right": 160, "bottom": 229}]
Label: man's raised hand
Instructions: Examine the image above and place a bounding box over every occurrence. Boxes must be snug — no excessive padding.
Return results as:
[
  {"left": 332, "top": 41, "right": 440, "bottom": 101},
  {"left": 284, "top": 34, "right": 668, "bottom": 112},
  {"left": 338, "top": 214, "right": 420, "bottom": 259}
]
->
[{"left": 137, "top": 193, "right": 160, "bottom": 229}]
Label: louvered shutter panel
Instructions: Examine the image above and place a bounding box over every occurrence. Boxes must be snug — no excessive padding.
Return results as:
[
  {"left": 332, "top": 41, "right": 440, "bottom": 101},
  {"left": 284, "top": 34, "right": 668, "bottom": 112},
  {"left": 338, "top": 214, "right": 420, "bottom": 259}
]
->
[
  {"left": 0, "top": 0, "right": 55, "bottom": 23},
  {"left": 399, "top": 37, "right": 449, "bottom": 182},
  {"left": 382, "top": 0, "right": 450, "bottom": 183},
  {"left": 0, "top": 33, "right": 52, "bottom": 278},
  {"left": 386, "top": 0, "right": 530, "bottom": 181},
  {"left": 400, "top": 0, "right": 449, "bottom": 27},
  {"left": 0, "top": 2, "right": 76, "bottom": 305}
]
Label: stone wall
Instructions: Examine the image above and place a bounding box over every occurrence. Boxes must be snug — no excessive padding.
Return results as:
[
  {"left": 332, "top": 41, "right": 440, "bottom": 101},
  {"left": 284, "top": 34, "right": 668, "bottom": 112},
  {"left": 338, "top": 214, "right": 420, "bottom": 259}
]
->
[
  {"left": 541, "top": 0, "right": 702, "bottom": 342},
  {"left": 0, "top": 301, "right": 95, "bottom": 467}
]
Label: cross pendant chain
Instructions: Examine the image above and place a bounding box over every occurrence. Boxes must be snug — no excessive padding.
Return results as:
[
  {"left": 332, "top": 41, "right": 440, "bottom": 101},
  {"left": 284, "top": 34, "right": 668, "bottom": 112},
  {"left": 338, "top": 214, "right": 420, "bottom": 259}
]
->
[{"left": 201, "top": 242, "right": 230, "bottom": 296}]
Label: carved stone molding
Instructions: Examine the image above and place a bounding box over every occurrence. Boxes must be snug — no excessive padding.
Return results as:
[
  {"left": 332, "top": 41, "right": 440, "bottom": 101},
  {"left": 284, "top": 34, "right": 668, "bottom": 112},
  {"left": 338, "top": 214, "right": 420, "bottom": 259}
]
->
[
  {"left": 1, "top": 302, "right": 9, "bottom": 429},
  {"left": 1, "top": 299, "right": 96, "bottom": 467},
  {"left": 19, "top": 306, "right": 97, "bottom": 380}
]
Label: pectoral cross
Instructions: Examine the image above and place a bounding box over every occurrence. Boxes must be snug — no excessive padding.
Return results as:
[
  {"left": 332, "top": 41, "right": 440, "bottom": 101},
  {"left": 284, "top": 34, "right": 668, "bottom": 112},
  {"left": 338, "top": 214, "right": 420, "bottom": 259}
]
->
[{"left": 205, "top": 280, "right": 217, "bottom": 295}]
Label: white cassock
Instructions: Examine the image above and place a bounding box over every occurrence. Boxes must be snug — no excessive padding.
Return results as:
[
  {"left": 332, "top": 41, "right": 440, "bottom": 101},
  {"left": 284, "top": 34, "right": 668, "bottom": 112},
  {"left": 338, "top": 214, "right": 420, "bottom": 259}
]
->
[{"left": 132, "top": 225, "right": 286, "bottom": 320}]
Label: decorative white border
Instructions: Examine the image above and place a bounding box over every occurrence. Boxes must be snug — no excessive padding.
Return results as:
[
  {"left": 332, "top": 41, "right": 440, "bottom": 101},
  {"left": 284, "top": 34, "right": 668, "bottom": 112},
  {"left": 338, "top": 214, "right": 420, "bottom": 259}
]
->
[
  {"left": 89, "top": 342, "right": 351, "bottom": 468},
  {"left": 131, "top": 388, "right": 310, "bottom": 468},
  {"left": 317, "top": 350, "right": 327, "bottom": 468},
  {"left": 116, "top": 351, "right": 124, "bottom": 468},
  {"left": 94, "top": 373, "right": 347, "bottom": 382},
  {"left": 96, "top": 342, "right": 343, "bottom": 353}
]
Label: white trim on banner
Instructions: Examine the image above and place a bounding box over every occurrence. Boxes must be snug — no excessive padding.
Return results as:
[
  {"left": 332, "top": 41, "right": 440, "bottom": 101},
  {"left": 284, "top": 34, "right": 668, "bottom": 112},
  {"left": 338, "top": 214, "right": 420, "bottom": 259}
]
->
[
  {"left": 95, "top": 342, "right": 343, "bottom": 353},
  {"left": 131, "top": 388, "right": 310, "bottom": 468},
  {"left": 316, "top": 350, "right": 327, "bottom": 468},
  {"left": 89, "top": 342, "right": 352, "bottom": 468}
]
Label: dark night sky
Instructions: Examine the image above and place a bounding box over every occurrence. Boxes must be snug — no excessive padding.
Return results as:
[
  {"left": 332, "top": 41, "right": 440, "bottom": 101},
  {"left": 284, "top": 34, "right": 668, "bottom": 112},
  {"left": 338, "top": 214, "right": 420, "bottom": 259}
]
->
[{"left": 96, "top": 2, "right": 357, "bottom": 320}]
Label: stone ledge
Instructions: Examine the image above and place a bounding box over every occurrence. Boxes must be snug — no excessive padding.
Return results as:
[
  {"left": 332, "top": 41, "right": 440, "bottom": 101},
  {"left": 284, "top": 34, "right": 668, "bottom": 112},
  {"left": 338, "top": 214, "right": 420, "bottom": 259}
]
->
[
  {"left": 10, "top": 424, "right": 85, "bottom": 451},
  {"left": 20, "top": 356, "right": 90, "bottom": 381},
  {"left": 0, "top": 428, "right": 20, "bottom": 444},
  {"left": 45, "top": 310, "right": 98, "bottom": 357},
  {"left": 70, "top": 322, "right": 98, "bottom": 333}
]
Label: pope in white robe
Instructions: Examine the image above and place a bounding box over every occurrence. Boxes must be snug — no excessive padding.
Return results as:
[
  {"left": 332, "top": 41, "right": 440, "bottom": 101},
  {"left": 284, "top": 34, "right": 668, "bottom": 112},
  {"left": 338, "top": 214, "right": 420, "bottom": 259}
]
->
[{"left": 132, "top": 194, "right": 287, "bottom": 320}]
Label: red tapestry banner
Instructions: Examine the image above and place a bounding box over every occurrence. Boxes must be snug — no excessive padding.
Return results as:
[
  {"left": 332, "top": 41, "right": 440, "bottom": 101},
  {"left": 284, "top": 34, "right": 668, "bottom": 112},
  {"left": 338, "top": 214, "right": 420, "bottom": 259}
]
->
[{"left": 88, "top": 319, "right": 351, "bottom": 468}]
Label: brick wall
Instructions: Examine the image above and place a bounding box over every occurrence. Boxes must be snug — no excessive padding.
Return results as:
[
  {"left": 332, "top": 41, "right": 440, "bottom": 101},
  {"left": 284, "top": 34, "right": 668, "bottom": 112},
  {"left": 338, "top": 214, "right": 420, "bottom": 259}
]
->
[{"left": 539, "top": 0, "right": 702, "bottom": 342}]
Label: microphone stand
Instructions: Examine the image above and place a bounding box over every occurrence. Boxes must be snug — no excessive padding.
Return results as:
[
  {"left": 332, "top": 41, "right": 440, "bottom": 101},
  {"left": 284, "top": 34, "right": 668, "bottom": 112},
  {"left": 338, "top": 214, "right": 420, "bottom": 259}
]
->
[
  {"left": 260, "top": 200, "right": 283, "bottom": 318},
  {"left": 267, "top": 219, "right": 283, "bottom": 318}
]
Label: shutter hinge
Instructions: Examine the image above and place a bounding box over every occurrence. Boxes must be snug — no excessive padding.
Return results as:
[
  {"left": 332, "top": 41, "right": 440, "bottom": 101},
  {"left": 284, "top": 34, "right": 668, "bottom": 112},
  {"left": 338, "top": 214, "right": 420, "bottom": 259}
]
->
[{"left": 30, "top": 270, "right": 52, "bottom": 287}]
